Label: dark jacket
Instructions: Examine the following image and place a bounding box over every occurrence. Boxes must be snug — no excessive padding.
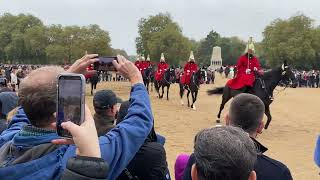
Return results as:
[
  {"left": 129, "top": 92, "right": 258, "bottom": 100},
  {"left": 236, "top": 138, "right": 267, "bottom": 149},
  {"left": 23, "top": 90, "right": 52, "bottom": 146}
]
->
[
  {"left": 94, "top": 113, "right": 115, "bottom": 137},
  {"left": 183, "top": 138, "right": 293, "bottom": 180},
  {"left": 117, "top": 142, "right": 168, "bottom": 180},
  {"left": 62, "top": 156, "right": 108, "bottom": 180}
]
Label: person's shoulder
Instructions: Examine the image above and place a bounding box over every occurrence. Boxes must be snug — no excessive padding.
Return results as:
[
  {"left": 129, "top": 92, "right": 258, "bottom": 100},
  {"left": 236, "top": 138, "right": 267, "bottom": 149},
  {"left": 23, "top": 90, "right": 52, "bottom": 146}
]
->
[
  {"left": 256, "top": 154, "right": 292, "bottom": 179},
  {"left": 140, "top": 142, "right": 165, "bottom": 154}
]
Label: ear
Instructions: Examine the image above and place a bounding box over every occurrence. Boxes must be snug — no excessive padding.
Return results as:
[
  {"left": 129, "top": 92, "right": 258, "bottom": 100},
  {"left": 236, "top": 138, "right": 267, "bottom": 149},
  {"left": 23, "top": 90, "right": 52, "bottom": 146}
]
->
[
  {"left": 191, "top": 164, "right": 198, "bottom": 180},
  {"left": 257, "top": 120, "right": 264, "bottom": 134},
  {"left": 248, "top": 171, "right": 257, "bottom": 180},
  {"left": 281, "top": 64, "right": 285, "bottom": 71},
  {"left": 284, "top": 60, "right": 288, "bottom": 67}
]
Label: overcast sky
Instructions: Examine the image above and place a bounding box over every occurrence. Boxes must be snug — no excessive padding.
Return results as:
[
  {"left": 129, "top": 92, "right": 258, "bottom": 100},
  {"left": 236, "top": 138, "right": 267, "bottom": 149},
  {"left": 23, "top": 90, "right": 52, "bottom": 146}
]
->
[{"left": 0, "top": 0, "right": 319, "bottom": 55}]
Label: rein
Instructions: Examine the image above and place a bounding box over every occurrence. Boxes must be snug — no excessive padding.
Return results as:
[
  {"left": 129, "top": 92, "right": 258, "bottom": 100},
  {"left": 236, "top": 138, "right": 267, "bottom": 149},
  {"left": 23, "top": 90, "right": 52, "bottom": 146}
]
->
[{"left": 163, "top": 70, "right": 173, "bottom": 85}]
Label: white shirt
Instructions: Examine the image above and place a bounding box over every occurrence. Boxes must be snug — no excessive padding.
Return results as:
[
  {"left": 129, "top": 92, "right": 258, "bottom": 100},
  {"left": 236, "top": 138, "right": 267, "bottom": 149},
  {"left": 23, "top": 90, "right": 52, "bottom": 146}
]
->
[{"left": 11, "top": 72, "right": 17, "bottom": 84}]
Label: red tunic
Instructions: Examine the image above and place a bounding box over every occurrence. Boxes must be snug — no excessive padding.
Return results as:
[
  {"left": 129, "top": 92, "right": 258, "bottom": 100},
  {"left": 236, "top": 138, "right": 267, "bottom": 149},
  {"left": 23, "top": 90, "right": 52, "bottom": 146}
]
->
[
  {"left": 155, "top": 62, "right": 169, "bottom": 81},
  {"left": 85, "top": 65, "right": 94, "bottom": 80},
  {"left": 227, "top": 54, "right": 261, "bottom": 89},
  {"left": 135, "top": 61, "right": 144, "bottom": 73},
  {"left": 143, "top": 61, "right": 151, "bottom": 70},
  {"left": 181, "top": 62, "right": 198, "bottom": 85}
]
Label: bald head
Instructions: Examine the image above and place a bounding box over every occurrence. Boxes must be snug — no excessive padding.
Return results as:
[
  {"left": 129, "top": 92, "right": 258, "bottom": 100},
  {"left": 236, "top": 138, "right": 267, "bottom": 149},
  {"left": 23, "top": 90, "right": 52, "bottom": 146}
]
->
[
  {"left": 19, "top": 66, "right": 64, "bottom": 127},
  {"left": 228, "top": 93, "right": 265, "bottom": 134}
]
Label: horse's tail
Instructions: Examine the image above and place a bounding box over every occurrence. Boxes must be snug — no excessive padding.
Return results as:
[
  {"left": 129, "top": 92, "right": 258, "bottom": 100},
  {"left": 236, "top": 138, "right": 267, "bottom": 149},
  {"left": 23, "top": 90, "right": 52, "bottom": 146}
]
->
[
  {"left": 154, "top": 80, "right": 160, "bottom": 93},
  {"left": 207, "top": 87, "right": 224, "bottom": 95}
]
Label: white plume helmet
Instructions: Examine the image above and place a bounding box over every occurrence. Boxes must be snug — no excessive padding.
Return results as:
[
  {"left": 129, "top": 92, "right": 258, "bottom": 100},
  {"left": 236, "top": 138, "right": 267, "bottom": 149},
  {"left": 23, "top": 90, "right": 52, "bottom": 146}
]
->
[
  {"left": 244, "top": 37, "right": 255, "bottom": 53},
  {"left": 136, "top": 54, "right": 140, "bottom": 61},
  {"left": 141, "top": 54, "right": 145, "bottom": 61},
  {"left": 160, "top": 53, "right": 165, "bottom": 62},
  {"left": 189, "top": 51, "right": 195, "bottom": 62},
  {"left": 147, "top": 55, "right": 150, "bottom": 61}
]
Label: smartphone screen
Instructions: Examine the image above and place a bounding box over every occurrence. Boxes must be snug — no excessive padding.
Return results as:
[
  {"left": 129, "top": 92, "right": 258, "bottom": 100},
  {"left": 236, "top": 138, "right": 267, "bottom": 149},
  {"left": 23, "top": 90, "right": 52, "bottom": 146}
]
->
[
  {"left": 93, "top": 56, "right": 117, "bottom": 71},
  {"left": 57, "top": 74, "right": 84, "bottom": 138}
]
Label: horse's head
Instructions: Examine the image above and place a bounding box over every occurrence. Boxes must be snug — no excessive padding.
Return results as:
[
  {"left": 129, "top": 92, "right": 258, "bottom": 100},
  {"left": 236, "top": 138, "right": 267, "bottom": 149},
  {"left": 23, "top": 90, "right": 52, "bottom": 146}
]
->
[
  {"left": 164, "top": 67, "right": 176, "bottom": 82},
  {"left": 143, "top": 66, "right": 153, "bottom": 79},
  {"left": 280, "top": 61, "right": 298, "bottom": 88},
  {"left": 193, "top": 69, "right": 206, "bottom": 84}
]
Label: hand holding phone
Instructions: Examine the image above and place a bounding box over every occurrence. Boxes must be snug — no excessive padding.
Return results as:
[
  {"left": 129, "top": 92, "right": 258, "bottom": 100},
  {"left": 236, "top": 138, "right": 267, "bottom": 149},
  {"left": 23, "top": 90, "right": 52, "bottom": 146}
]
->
[
  {"left": 52, "top": 105, "right": 101, "bottom": 158},
  {"left": 56, "top": 73, "right": 85, "bottom": 138}
]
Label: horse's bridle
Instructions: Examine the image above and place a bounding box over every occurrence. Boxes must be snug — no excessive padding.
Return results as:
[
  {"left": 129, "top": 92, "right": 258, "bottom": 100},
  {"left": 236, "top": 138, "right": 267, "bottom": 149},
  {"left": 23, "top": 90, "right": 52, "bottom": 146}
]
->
[{"left": 163, "top": 69, "right": 174, "bottom": 84}]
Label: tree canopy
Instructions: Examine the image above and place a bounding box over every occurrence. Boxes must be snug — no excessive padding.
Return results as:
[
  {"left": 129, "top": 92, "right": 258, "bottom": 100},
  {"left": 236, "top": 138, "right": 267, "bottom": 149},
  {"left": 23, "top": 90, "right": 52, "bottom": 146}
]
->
[
  {"left": 0, "top": 13, "right": 122, "bottom": 64},
  {"left": 261, "top": 14, "right": 320, "bottom": 69},
  {"left": 136, "top": 13, "right": 192, "bottom": 65}
]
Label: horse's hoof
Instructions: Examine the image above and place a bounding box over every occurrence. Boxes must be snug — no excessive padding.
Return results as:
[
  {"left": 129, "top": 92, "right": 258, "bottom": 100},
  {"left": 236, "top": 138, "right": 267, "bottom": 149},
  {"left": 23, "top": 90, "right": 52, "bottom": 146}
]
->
[
  {"left": 180, "top": 100, "right": 184, "bottom": 105},
  {"left": 216, "top": 119, "right": 221, "bottom": 123},
  {"left": 192, "top": 106, "right": 196, "bottom": 111}
]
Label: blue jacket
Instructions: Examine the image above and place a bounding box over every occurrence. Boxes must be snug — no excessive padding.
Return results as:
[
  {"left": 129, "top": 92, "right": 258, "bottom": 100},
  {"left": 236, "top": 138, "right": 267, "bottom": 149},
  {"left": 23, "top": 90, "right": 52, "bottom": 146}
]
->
[
  {"left": 0, "top": 83, "right": 153, "bottom": 180},
  {"left": 315, "top": 135, "right": 320, "bottom": 167}
]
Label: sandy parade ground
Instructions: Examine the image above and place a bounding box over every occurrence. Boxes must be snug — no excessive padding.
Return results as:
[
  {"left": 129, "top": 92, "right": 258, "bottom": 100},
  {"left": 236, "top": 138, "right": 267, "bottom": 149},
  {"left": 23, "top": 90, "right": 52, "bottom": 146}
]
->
[{"left": 85, "top": 75, "right": 319, "bottom": 180}]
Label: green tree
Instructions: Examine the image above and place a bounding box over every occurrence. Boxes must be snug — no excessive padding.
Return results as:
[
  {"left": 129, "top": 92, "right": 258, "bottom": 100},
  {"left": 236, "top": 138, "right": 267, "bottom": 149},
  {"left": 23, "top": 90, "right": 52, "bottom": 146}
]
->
[
  {"left": 136, "top": 13, "right": 192, "bottom": 65},
  {"left": 218, "top": 37, "right": 245, "bottom": 66},
  {"left": 262, "top": 14, "right": 317, "bottom": 69},
  {"left": 0, "top": 13, "right": 113, "bottom": 64},
  {"left": 196, "top": 30, "right": 220, "bottom": 65},
  {"left": 147, "top": 23, "right": 192, "bottom": 65}
]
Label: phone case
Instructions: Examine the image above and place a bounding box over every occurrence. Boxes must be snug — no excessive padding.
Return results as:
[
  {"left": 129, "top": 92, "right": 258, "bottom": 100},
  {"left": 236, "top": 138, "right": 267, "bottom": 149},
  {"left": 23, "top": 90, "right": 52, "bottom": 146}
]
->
[{"left": 56, "top": 73, "right": 86, "bottom": 138}]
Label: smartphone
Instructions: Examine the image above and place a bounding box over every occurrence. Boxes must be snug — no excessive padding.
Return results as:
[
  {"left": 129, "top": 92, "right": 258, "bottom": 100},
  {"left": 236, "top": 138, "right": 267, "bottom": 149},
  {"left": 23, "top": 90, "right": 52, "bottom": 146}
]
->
[
  {"left": 93, "top": 56, "right": 118, "bottom": 71},
  {"left": 56, "top": 73, "right": 85, "bottom": 138}
]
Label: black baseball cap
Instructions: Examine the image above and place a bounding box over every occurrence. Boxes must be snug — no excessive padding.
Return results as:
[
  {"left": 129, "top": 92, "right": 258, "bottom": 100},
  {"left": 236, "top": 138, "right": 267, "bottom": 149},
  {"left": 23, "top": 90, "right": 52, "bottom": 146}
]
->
[{"left": 93, "top": 89, "right": 123, "bottom": 109}]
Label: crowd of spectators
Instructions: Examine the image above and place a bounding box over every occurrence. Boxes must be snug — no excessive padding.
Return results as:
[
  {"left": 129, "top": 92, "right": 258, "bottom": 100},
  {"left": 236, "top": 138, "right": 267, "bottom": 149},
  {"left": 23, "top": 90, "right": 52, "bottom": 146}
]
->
[{"left": 0, "top": 55, "right": 317, "bottom": 180}]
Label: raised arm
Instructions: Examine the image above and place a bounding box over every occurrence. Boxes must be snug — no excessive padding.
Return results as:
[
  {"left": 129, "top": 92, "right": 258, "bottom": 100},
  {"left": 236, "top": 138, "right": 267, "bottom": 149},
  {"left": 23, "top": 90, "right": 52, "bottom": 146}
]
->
[{"left": 95, "top": 56, "right": 153, "bottom": 179}]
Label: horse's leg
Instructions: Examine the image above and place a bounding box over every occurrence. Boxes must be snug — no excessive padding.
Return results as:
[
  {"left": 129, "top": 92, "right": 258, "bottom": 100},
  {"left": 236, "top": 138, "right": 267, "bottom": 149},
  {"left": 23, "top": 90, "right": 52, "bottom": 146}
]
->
[
  {"left": 179, "top": 84, "right": 184, "bottom": 105},
  {"left": 192, "top": 90, "right": 198, "bottom": 110},
  {"left": 187, "top": 90, "right": 191, "bottom": 107},
  {"left": 90, "top": 82, "right": 93, "bottom": 95},
  {"left": 264, "top": 105, "right": 272, "bottom": 129},
  {"left": 160, "top": 86, "right": 164, "bottom": 99},
  {"left": 166, "top": 85, "right": 170, "bottom": 100},
  {"left": 191, "top": 90, "right": 197, "bottom": 110},
  {"left": 217, "top": 88, "right": 232, "bottom": 123},
  {"left": 151, "top": 81, "right": 153, "bottom": 92}
]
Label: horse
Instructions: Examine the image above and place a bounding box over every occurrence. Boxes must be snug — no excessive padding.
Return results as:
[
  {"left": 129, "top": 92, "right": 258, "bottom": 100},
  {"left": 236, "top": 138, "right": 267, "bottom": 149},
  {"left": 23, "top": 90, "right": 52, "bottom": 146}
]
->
[
  {"left": 154, "top": 68, "right": 175, "bottom": 100},
  {"left": 143, "top": 66, "right": 154, "bottom": 93},
  {"left": 179, "top": 69, "right": 206, "bottom": 110},
  {"left": 207, "top": 61, "right": 297, "bottom": 129},
  {"left": 224, "top": 66, "right": 230, "bottom": 78}
]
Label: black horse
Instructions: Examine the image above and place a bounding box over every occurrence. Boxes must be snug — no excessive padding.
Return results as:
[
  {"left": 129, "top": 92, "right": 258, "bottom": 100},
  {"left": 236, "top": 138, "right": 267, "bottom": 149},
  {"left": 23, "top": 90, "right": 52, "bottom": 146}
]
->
[
  {"left": 154, "top": 68, "right": 175, "bottom": 100},
  {"left": 207, "top": 62, "right": 297, "bottom": 129},
  {"left": 180, "top": 69, "right": 206, "bottom": 110},
  {"left": 224, "top": 66, "right": 230, "bottom": 78},
  {"left": 143, "top": 66, "right": 154, "bottom": 93}
]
